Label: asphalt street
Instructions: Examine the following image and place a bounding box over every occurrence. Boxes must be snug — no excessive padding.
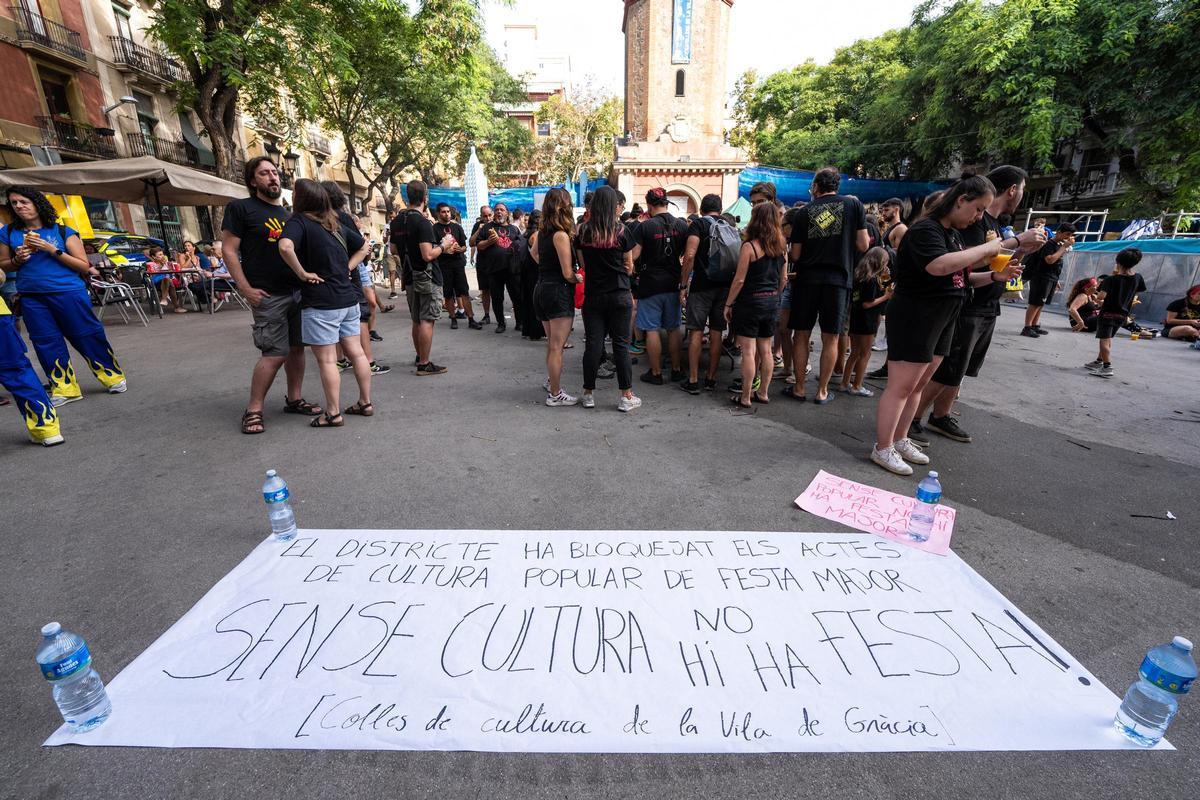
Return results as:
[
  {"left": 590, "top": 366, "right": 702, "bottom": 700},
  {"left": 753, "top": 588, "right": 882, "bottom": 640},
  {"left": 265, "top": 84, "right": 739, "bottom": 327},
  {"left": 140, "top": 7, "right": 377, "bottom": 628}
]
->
[{"left": 1, "top": 288, "right": 1197, "bottom": 799}]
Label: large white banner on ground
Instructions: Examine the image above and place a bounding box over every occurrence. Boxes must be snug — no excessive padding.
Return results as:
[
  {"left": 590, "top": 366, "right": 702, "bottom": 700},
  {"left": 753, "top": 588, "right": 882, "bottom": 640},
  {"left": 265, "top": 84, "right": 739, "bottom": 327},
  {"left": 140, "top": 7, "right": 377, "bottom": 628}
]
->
[{"left": 46, "top": 530, "right": 1154, "bottom": 752}]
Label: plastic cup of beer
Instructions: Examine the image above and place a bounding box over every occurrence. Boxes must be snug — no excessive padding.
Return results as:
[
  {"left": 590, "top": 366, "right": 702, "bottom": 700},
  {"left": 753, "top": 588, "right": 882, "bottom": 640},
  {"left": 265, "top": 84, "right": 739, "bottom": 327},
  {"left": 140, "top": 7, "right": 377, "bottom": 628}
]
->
[
  {"left": 1131, "top": 331, "right": 1140, "bottom": 341},
  {"left": 990, "top": 247, "right": 1016, "bottom": 273}
]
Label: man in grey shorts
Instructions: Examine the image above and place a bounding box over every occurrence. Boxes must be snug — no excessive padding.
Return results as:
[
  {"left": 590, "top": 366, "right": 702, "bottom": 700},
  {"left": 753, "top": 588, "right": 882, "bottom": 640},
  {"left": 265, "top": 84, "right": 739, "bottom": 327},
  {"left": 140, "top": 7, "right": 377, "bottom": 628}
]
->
[
  {"left": 389, "top": 179, "right": 449, "bottom": 375},
  {"left": 679, "top": 194, "right": 731, "bottom": 394},
  {"left": 222, "top": 156, "right": 323, "bottom": 434}
]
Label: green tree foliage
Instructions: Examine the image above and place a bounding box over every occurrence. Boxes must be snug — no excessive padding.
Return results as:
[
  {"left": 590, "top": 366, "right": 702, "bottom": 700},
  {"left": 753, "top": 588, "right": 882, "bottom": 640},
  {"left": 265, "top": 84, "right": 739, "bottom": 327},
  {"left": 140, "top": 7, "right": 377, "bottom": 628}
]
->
[
  {"left": 732, "top": 0, "right": 1200, "bottom": 212},
  {"left": 149, "top": 0, "right": 335, "bottom": 183},
  {"left": 532, "top": 85, "right": 623, "bottom": 185}
]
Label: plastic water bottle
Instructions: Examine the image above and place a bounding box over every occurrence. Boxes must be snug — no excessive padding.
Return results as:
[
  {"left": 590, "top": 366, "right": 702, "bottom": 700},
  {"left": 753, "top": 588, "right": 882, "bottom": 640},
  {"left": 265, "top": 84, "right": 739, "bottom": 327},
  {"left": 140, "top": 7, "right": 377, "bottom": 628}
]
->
[
  {"left": 262, "top": 469, "right": 297, "bottom": 541},
  {"left": 1115, "top": 636, "right": 1196, "bottom": 746},
  {"left": 906, "top": 470, "right": 942, "bottom": 542},
  {"left": 36, "top": 622, "right": 111, "bottom": 732}
]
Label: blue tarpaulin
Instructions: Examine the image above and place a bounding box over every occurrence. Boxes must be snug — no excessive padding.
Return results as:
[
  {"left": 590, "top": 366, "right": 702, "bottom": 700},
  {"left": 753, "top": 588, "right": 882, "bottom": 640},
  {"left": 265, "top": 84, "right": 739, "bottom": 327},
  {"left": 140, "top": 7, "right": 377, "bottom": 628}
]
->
[
  {"left": 1070, "top": 240, "right": 1200, "bottom": 254},
  {"left": 740, "top": 165, "right": 948, "bottom": 206},
  {"left": 421, "top": 178, "right": 610, "bottom": 219}
]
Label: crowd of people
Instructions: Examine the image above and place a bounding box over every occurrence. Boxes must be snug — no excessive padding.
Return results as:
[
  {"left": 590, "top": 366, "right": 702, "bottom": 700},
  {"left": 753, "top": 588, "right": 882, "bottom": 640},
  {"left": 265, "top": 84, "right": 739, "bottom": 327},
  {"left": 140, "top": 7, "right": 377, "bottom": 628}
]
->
[{"left": 2, "top": 156, "right": 1197, "bottom": 458}]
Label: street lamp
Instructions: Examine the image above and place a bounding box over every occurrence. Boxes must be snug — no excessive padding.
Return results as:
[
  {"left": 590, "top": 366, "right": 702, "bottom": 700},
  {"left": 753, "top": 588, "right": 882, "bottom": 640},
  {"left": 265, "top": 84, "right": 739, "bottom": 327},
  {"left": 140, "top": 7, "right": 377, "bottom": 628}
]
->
[
  {"left": 283, "top": 151, "right": 300, "bottom": 176},
  {"left": 102, "top": 95, "right": 137, "bottom": 116}
]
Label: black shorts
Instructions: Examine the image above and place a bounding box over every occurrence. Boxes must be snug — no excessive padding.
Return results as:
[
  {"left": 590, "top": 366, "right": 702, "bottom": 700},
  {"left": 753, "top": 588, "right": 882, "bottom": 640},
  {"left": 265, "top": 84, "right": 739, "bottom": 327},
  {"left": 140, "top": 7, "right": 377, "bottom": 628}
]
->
[
  {"left": 1027, "top": 274, "right": 1058, "bottom": 307},
  {"left": 885, "top": 293, "right": 963, "bottom": 364},
  {"left": 359, "top": 301, "right": 371, "bottom": 323},
  {"left": 533, "top": 281, "right": 575, "bottom": 321},
  {"left": 931, "top": 312, "right": 995, "bottom": 387},
  {"left": 848, "top": 309, "right": 882, "bottom": 337},
  {"left": 731, "top": 297, "right": 779, "bottom": 339},
  {"left": 1096, "top": 314, "right": 1124, "bottom": 339},
  {"left": 441, "top": 263, "right": 469, "bottom": 299},
  {"left": 789, "top": 283, "right": 849, "bottom": 335}
]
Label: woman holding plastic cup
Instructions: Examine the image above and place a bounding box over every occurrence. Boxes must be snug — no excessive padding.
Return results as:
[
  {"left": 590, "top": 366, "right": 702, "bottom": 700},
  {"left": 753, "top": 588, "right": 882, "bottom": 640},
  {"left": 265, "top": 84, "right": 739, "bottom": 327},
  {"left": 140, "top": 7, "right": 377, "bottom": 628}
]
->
[{"left": 870, "top": 175, "right": 1044, "bottom": 475}]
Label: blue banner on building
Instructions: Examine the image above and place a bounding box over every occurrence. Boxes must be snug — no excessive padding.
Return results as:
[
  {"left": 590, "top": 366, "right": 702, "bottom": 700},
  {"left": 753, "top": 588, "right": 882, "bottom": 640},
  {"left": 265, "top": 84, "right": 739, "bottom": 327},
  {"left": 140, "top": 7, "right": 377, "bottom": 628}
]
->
[{"left": 672, "top": 0, "right": 692, "bottom": 64}]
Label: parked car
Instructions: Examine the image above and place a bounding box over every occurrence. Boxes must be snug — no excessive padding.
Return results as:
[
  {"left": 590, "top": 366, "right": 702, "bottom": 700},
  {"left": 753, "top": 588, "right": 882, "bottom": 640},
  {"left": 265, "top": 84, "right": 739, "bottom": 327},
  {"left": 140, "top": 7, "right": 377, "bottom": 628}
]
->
[{"left": 87, "top": 231, "right": 166, "bottom": 267}]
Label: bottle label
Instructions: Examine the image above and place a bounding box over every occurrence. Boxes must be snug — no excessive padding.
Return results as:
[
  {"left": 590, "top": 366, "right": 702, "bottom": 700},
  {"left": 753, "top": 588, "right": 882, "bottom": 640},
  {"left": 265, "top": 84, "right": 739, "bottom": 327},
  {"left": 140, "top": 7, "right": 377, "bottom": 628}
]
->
[
  {"left": 40, "top": 643, "right": 91, "bottom": 681},
  {"left": 263, "top": 486, "right": 289, "bottom": 504},
  {"left": 1139, "top": 656, "right": 1194, "bottom": 694},
  {"left": 915, "top": 487, "right": 941, "bottom": 504}
]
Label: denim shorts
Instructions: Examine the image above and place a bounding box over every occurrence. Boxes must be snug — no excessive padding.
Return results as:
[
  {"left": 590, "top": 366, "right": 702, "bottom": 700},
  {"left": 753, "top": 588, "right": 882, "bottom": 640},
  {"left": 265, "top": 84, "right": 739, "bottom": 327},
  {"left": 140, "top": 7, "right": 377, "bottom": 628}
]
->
[
  {"left": 301, "top": 305, "right": 360, "bottom": 345},
  {"left": 635, "top": 291, "right": 682, "bottom": 331}
]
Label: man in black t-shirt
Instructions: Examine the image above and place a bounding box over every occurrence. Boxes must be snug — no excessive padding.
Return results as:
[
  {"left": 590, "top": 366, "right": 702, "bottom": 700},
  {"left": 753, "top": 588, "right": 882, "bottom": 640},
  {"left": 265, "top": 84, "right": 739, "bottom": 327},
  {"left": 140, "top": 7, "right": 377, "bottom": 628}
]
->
[
  {"left": 1021, "top": 223, "right": 1075, "bottom": 336},
  {"left": 916, "top": 165, "right": 1030, "bottom": 444},
  {"left": 473, "top": 202, "right": 522, "bottom": 333},
  {"left": 631, "top": 188, "right": 688, "bottom": 383},
  {"left": 787, "top": 167, "right": 870, "bottom": 403},
  {"left": 469, "top": 205, "right": 493, "bottom": 323},
  {"left": 390, "top": 180, "right": 451, "bottom": 375},
  {"left": 680, "top": 193, "right": 729, "bottom": 393},
  {"left": 433, "top": 203, "right": 480, "bottom": 330},
  {"left": 222, "top": 156, "right": 322, "bottom": 434}
]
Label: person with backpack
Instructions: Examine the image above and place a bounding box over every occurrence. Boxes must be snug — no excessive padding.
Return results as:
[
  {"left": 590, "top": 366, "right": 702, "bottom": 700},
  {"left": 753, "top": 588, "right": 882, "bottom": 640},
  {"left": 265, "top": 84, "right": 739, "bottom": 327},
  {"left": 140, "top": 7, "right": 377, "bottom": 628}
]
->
[
  {"left": 631, "top": 188, "right": 688, "bottom": 384},
  {"left": 0, "top": 186, "right": 127, "bottom": 407},
  {"left": 680, "top": 193, "right": 738, "bottom": 394},
  {"left": 389, "top": 180, "right": 453, "bottom": 375}
]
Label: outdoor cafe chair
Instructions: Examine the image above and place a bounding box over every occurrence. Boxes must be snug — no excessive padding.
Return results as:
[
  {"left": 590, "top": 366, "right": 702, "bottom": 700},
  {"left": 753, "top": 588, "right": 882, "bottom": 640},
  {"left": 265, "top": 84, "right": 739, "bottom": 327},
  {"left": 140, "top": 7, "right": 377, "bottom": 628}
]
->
[{"left": 90, "top": 277, "right": 149, "bottom": 327}]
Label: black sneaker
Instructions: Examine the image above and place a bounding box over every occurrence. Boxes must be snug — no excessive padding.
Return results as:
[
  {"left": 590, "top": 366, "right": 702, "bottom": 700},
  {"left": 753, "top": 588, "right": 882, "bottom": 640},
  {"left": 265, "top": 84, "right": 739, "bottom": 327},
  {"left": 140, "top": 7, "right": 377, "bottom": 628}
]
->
[
  {"left": 369, "top": 330, "right": 383, "bottom": 342},
  {"left": 495, "top": 323, "right": 506, "bottom": 333},
  {"left": 680, "top": 380, "right": 701, "bottom": 395},
  {"left": 456, "top": 310, "right": 466, "bottom": 319},
  {"left": 908, "top": 419, "right": 931, "bottom": 447},
  {"left": 867, "top": 364, "right": 888, "bottom": 380},
  {"left": 703, "top": 378, "right": 717, "bottom": 392},
  {"left": 927, "top": 413, "right": 971, "bottom": 443},
  {"left": 336, "top": 358, "right": 351, "bottom": 372},
  {"left": 415, "top": 361, "right": 448, "bottom": 376},
  {"left": 1020, "top": 326, "right": 1041, "bottom": 337},
  {"left": 598, "top": 361, "right": 615, "bottom": 379},
  {"left": 468, "top": 319, "right": 483, "bottom": 330},
  {"left": 388, "top": 292, "right": 398, "bottom": 299},
  {"left": 669, "top": 369, "right": 686, "bottom": 383},
  {"left": 1034, "top": 326, "right": 1049, "bottom": 336},
  {"left": 640, "top": 369, "right": 664, "bottom": 385},
  {"left": 450, "top": 318, "right": 459, "bottom": 330},
  {"left": 481, "top": 315, "right": 491, "bottom": 325},
  {"left": 370, "top": 362, "right": 391, "bottom": 375}
]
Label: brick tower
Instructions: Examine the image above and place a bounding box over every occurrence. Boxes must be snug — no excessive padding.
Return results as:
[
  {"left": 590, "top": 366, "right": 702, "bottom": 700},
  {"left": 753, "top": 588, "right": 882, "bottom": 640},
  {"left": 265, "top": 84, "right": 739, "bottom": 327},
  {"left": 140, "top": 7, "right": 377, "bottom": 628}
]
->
[{"left": 613, "top": 0, "right": 745, "bottom": 215}]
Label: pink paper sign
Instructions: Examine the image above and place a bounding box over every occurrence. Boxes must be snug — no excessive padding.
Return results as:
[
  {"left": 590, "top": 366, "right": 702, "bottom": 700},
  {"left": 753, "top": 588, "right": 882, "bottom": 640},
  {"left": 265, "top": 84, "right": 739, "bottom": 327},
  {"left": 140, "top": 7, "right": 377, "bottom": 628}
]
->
[{"left": 794, "top": 469, "right": 955, "bottom": 555}]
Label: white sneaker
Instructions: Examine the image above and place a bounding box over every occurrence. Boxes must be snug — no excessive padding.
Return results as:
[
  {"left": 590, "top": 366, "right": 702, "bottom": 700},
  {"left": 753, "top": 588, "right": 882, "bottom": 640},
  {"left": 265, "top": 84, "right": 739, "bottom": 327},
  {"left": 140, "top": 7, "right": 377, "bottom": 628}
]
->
[
  {"left": 617, "top": 394, "right": 642, "bottom": 412},
  {"left": 871, "top": 444, "right": 913, "bottom": 475},
  {"left": 872, "top": 338, "right": 888, "bottom": 352},
  {"left": 894, "top": 437, "right": 931, "bottom": 464},
  {"left": 581, "top": 393, "right": 595, "bottom": 408},
  {"left": 32, "top": 433, "right": 64, "bottom": 447},
  {"left": 49, "top": 395, "right": 82, "bottom": 408},
  {"left": 107, "top": 379, "right": 127, "bottom": 394},
  {"left": 545, "top": 391, "right": 579, "bottom": 407}
]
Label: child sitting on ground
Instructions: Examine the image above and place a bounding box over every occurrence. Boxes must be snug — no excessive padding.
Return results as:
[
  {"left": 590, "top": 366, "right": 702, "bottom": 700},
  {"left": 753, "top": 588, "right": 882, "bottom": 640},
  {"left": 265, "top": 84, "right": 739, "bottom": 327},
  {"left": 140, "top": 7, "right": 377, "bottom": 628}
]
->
[{"left": 1088, "top": 247, "right": 1145, "bottom": 378}]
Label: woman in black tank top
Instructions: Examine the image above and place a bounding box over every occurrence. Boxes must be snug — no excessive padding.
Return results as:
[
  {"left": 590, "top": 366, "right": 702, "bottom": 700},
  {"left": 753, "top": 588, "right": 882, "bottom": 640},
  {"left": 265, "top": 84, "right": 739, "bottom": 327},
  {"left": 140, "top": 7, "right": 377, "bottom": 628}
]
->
[
  {"left": 530, "top": 189, "right": 582, "bottom": 405},
  {"left": 724, "top": 203, "right": 787, "bottom": 407},
  {"left": 520, "top": 210, "right": 543, "bottom": 341}
]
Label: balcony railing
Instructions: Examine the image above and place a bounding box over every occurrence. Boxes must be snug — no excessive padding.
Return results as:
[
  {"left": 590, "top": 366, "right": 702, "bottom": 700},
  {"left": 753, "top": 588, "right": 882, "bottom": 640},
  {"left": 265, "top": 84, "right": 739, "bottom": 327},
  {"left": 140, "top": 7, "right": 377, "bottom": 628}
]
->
[
  {"left": 11, "top": 6, "right": 86, "bottom": 62},
  {"left": 109, "top": 36, "right": 184, "bottom": 83},
  {"left": 37, "top": 116, "right": 117, "bottom": 158},
  {"left": 126, "top": 132, "right": 220, "bottom": 173}
]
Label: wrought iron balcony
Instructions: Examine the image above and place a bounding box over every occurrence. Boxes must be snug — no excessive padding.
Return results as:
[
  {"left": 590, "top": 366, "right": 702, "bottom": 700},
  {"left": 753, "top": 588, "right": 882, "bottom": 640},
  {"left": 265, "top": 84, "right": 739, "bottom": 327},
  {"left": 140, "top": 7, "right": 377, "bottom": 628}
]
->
[
  {"left": 36, "top": 116, "right": 118, "bottom": 158},
  {"left": 109, "top": 36, "right": 184, "bottom": 84},
  {"left": 126, "top": 132, "right": 218, "bottom": 172},
  {"left": 11, "top": 6, "right": 87, "bottom": 63}
]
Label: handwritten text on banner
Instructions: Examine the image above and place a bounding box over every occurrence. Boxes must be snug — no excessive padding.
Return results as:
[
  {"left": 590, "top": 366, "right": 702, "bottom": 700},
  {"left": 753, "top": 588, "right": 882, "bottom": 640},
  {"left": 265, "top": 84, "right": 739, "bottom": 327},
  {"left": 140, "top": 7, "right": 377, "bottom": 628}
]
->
[{"left": 45, "top": 530, "right": 1154, "bottom": 752}]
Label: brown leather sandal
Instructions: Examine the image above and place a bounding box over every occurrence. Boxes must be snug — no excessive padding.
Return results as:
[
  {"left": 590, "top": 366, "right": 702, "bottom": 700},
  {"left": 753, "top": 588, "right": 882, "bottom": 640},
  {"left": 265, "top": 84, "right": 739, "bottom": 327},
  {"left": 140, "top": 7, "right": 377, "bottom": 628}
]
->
[
  {"left": 309, "top": 412, "right": 344, "bottom": 428},
  {"left": 240, "top": 409, "right": 265, "bottom": 434},
  {"left": 283, "top": 396, "right": 323, "bottom": 416},
  {"left": 345, "top": 401, "right": 374, "bottom": 417}
]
